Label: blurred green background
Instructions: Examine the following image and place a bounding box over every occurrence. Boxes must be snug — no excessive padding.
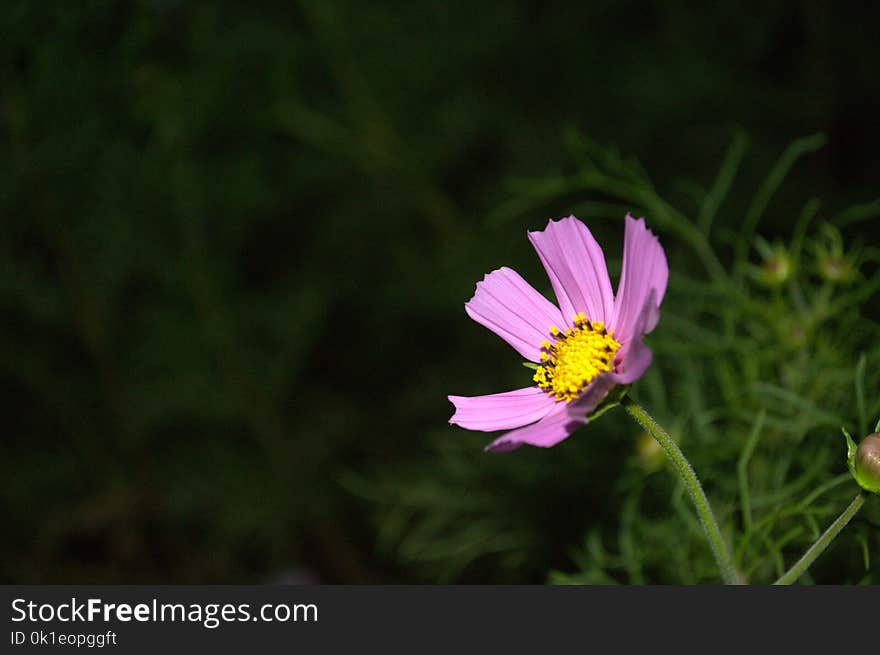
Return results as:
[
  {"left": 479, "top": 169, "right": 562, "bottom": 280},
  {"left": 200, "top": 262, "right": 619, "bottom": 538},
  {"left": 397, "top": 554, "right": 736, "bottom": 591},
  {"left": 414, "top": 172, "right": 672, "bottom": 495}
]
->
[{"left": 3, "top": 1, "right": 879, "bottom": 584}]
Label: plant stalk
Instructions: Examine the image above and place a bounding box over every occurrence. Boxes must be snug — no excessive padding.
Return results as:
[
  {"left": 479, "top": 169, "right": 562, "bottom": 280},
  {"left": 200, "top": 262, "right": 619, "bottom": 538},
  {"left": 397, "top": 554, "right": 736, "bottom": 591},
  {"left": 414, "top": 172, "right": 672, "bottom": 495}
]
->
[
  {"left": 773, "top": 492, "right": 865, "bottom": 585},
  {"left": 621, "top": 396, "right": 738, "bottom": 584}
]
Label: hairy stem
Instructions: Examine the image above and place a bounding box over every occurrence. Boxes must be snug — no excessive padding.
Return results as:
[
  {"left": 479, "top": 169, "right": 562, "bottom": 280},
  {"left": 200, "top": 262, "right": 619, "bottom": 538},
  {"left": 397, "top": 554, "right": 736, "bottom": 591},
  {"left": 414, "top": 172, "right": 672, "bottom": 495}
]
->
[
  {"left": 774, "top": 492, "right": 865, "bottom": 585},
  {"left": 621, "top": 396, "right": 738, "bottom": 584}
]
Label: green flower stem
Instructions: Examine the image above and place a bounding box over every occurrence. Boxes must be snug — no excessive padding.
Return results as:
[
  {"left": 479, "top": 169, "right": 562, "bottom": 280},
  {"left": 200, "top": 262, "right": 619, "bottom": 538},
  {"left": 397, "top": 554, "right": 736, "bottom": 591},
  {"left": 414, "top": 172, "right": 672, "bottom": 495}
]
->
[
  {"left": 621, "top": 396, "right": 738, "bottom": 584},
  {"left": 773, "top": 492, "right": 865, "bottom": 585}
]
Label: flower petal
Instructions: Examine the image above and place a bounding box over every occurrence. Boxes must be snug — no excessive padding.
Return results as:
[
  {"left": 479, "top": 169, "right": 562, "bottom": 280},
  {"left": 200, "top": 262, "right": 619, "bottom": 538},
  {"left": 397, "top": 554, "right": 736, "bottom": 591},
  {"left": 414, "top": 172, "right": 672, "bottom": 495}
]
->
[
  {"left": 484, "top": 403, "right": 577, "bottom": 451},
  {"left": 610, "top": 289, "right": 658, "bottom": 384},
  {"left": 464, "top": 266, "right": 564, "bottom": 362},
  {"left": 485, "top": 376, "right": 614, "bottom": 451},
  {"left": 610, "top": 338, "right": 653, "bottom": 384},
  {"left": 528, "top": 216, "right": 615, "bottom": 327},
  {"left": 448, "top": 387, "right": 557, "bottom": 432},
  {"left": 609, "top": 214, "right": 668, "bottom": 343}
]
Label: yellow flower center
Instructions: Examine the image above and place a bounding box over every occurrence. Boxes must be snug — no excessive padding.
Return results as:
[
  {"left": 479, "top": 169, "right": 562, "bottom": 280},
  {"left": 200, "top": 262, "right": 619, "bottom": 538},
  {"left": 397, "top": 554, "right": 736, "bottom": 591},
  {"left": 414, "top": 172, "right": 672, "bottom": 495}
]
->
[{"left": 532, "top": 313, "right": 620, "bottom": 403}]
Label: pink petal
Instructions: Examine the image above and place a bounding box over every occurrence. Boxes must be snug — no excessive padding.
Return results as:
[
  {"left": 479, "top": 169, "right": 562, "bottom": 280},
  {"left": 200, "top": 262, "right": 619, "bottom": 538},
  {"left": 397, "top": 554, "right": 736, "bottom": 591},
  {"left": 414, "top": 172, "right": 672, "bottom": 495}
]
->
[
  {"left": 485, "top": 376, "right": 615, "bottom": 451},
  {"left": 610, "top": 289, "right": 658, "bottom": 384},
  {"left": 609, "top": 214, "right": 668, "bottom": 344},
  {"left": 528, "top": 216, "right": 615, "bottom": 327},
  {"left": 465, "top": 266, "right": 564, "bottom": 362},
  {"left": 448, "top": 387, "right": 557, "bottom": 432},
  {"left": 484, "top": 403, "right": 577, "bottom": 451},
  {"left": 610, "top": 338, "right": 653, "bottom": 384}
]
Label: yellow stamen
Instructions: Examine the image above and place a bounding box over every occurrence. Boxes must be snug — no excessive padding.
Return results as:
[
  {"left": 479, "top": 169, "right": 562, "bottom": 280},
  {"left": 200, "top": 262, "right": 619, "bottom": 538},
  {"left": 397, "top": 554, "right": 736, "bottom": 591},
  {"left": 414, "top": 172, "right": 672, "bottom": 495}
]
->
[{"left": 532, "top": 316, "right": 620, "bottom": 403}]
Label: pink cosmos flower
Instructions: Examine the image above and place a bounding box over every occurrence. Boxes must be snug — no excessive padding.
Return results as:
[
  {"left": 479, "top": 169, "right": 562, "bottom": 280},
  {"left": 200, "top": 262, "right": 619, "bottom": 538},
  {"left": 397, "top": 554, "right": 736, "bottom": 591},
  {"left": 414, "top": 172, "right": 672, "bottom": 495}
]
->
[{"left": 448, "top": 214, "right": 668, "bottom": 451}]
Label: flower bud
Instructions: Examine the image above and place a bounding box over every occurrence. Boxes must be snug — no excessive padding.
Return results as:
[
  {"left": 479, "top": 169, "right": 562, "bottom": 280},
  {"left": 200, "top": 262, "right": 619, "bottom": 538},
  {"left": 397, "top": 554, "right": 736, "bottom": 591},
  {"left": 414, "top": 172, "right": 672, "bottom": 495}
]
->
[
  {"left": 752, "top": 237, "right": 794, "bottom": 287},
  {"left": 777, "top": 315, "right": 809, "bottom": 349},
  {"left": 854, "top": 433, "right": 880, "bottom": 493},
  {"left": 814, "top": 223, "right": 857, "bottom": 284},
  {"left": 817, "top": 254, "right": 855, "bottom": 284},
  {"left": 759, "top": 251, "right": 793, "bottom": 286}
]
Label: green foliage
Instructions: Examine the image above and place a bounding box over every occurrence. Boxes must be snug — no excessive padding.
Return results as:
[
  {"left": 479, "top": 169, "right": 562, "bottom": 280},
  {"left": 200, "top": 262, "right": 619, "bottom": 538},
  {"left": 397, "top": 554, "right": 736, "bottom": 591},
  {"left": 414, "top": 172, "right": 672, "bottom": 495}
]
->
[
  {"left": 353, "top": 134, "right": 880, "bottom": 584},
  {"left": 2, "top": 1, "right": 880, "bottom": 583}
]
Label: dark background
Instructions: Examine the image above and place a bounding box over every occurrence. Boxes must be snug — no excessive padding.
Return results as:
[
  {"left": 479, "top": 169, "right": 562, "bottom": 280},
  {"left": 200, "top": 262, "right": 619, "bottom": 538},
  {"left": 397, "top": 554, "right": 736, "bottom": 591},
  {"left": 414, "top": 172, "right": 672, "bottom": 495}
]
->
[{"left": 2, "top": 1, "right": 879, "bottom": 583}]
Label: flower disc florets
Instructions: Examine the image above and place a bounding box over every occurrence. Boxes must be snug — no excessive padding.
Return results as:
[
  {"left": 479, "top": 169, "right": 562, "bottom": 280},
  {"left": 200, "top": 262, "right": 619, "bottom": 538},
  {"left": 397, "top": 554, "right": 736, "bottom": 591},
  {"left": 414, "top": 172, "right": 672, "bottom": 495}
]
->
[{"left": 533, "top": 313, "right": 620, "bottom": 402}]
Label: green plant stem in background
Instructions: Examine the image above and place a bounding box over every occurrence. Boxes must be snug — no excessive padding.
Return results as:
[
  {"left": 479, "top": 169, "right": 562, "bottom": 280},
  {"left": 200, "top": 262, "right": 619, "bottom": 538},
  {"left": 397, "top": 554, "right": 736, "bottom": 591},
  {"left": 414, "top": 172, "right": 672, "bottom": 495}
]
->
[
  {"left": 621, "top": 396, "right": 738, "bottom": 584},
  {"left": 774, "top": 492, "right": 866, "bottom": 585}
]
